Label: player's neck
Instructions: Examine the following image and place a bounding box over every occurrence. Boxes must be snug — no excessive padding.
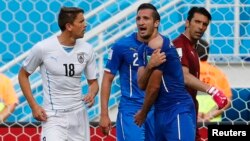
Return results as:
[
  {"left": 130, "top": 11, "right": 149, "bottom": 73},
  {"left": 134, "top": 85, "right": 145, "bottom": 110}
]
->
[
  {"left": 183, "top": 32, "right": 198, "bottom": 46},
  {"left": 137, "top": 32, "right": 160, "bottom": 43},
  {"left": 58, "top": 33, "right": 76, "bottom": 46}
]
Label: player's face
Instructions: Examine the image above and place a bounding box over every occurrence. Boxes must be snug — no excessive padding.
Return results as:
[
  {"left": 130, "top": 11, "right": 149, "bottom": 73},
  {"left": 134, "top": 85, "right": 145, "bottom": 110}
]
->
[
  {"left": 71, "top": 13, "right": 86, "bottom": 39},
  {"left": 136, "top": 9, "right": 159, "bottom": 41},
  {"left": 186, "top": 13, "right": 210, "bottom": 41}
]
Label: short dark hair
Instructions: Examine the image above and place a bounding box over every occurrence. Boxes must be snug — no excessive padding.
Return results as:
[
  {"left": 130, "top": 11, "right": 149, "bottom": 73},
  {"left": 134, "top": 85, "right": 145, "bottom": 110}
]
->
[
  {"left": 196, "top": 39, "right": 209, "bottom": 61},
  {"left": 137, "top": 3, "right": 160, "bottom": 21},
  {"left": 187, "top": 7, "right": 211, "bottom": 21},
  {"left": 58, "top": 7, "right": 84, "bottom": 31}
]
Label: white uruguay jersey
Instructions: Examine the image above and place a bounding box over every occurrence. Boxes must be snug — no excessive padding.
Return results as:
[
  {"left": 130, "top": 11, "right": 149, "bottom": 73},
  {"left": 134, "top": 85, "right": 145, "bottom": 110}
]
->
[{"left": 23, "top": 36, "right": 98, "bottom": 110}]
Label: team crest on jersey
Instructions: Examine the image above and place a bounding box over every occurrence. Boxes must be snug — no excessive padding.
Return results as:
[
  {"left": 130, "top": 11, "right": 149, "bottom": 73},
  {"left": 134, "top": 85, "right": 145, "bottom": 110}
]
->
[
  {"left": 176, "top": 48, "right": 183, "bottom": 57},
  {"left": 77, "top": 52, "right": 84, "bottom": 64}
]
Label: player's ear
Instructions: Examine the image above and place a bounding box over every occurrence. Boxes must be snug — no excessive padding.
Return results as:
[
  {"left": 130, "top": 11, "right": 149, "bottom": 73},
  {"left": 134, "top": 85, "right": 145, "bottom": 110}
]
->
[
  {"left": 185, "top": 20, "right": 190, "bottom": 28},
  {"left": 65, "top": 23, "right": 73, "bottom": 31},
  {"left": 154, "top": 20, "right": 160, "bottom": 28}
]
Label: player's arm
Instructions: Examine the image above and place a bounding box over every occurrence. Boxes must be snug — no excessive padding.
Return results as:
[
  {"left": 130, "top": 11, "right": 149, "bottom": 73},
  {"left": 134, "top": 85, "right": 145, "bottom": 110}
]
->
[
  {"left": 83, "top": 79, "right": 99, "bottom": 108},
  {"left": 204, "top": 76, "right": 232, "bottom": 121},
  {"left": 99, "top": 71, "right": 115, "bottom": 135},
  {"left": 182, "top": 66, "right": 210, "bottom": 92},
  {"left": 18, "top": 67, "right": 47, "bottom": 121},
  {"left": 135, "top": 69, "right": 161, "bottom": 126},
  {"left": 137, "top": 66, "right": 153, "bottom": 90},
  {"left": 182, "top": 66, "right": 228, "bottom": 109},
  {"left": 137, "top": 49, "right": 166, "bottom": 90}
]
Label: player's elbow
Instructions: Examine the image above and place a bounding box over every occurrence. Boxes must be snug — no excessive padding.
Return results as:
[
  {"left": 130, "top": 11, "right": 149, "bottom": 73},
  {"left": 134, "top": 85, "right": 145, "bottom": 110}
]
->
[
  {"left": 137, "top": 81, "right": 146, "bottom": 90},
  {"left": 146, "top": 84, "right": 160, "bottom": 94},
  {"left": 18, "top": 67, "right": 30, "bottom": 82}
]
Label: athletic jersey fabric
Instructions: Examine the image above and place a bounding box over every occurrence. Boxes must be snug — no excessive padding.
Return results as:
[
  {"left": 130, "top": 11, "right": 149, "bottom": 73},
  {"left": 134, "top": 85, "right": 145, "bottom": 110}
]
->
[
  {"left": 138, "top": 35, "right": 196, "bottom": 141},
  {"left": 105, "top": 33, "right": 154, "bottom": 141},
  {"left": 23, "top": 35, "right": 98, "bottom": 111},
  {"left": 138, "top": 35, "right": 194, "bottom": 113},
  {"left": 105, "top": 33, "right": 146, "bottom": 110}
]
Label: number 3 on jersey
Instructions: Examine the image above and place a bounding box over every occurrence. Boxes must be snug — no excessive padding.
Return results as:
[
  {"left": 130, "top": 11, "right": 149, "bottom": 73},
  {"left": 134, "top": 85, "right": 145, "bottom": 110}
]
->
[{"left": 63, "top": 64, "right": 75, "bottom": 77}]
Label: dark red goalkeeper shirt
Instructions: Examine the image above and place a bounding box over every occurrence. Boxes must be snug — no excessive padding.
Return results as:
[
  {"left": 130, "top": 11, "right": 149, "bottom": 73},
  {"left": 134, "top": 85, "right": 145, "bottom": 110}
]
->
[{"left": 173, "top": 34, "right": 200, "bottom": 104}]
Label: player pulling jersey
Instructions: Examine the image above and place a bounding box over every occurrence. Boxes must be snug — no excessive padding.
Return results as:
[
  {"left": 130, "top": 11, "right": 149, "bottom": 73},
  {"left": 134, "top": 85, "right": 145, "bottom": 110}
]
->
[{"left": 138, "top": 35, "right": 196, "bottom": 141}]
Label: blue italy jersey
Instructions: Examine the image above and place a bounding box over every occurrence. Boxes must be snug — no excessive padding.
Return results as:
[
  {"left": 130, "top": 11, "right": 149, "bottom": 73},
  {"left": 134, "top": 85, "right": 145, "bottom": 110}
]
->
[
  {"left": 138, "top": 35, "right": 193, "bottom": 111},
  {"left": 105, "top": 33, "right": 145, "bottom": 109}
]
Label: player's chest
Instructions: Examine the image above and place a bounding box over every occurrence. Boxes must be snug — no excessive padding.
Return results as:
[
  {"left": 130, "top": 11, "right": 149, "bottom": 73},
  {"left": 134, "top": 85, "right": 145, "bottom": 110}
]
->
[
  {"left": 123, "top": 47, "right": 139, "bottom": 67},
  {"left": 43, "top": 51, "right": 87, "bottom": 76}
]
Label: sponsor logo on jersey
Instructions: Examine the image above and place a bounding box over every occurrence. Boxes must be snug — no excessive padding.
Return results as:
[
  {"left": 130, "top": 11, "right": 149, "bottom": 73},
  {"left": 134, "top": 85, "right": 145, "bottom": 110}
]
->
[
  {"left": 50, "top": 56, "right": 57, "bottom": 61},
  {"left": 77, "top": 52, "right": 84, "bottom": 64},
  {"left": 176, "top": 48, "right": 182, "bottom": 57},
  {"left": 129, "top": 47, "right": 137, "bottom": 52},
  {"left": 176, "top": 48, "right": 182, "bottom": 61}
]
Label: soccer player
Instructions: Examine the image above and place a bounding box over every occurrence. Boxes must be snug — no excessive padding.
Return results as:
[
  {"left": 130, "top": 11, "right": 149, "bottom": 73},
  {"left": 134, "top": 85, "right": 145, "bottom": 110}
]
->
[
  {"left": 134, "top": 10, "right": 196, "bottom": 141},
  {"left": 0, "top": 73, "right": 18, "bottom": 122},
  {"left": 18, "top": 7, "right": 99, "bottom": 141},
  {"left": 99, "top": 3, "right": 166, "bottom": 141},
  {"left": 196, "top": 39, "right": 232, "bottom": 122},
  {"left": 172, "top": 7, "right": 228, "bottom": 141}
]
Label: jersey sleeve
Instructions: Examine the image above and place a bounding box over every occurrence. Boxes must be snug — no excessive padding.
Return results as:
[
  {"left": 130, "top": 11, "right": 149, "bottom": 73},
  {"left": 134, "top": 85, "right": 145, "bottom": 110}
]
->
[
  {"left": 22, "top": 44, "right": 43, "bottom": 74},
  {"left": 155, "top": 36, "right": 170, "bottom": 72},
  {"left": 173, "top": 40, "right": 189, "bottom": 68},
  {"left": 84, "top": 48, "right": 99, "bottom": 80},
  {"left": 104, "top": 42, "right": 123, "bottom": 75}
]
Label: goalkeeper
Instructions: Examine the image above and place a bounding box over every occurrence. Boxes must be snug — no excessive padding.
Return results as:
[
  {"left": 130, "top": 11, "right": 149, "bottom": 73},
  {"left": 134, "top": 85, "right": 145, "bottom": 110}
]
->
[
  {"left": 172, "top": 7, "right": 228, "bottom": 141},
  {"left": 196, "top": 39, "right": 232, "bottom": 122}
]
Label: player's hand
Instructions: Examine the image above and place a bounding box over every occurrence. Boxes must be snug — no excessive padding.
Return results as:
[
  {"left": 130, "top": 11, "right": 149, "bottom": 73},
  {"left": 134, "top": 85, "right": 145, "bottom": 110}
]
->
[
  {"left": 207, "top": 86, "right": 228, "bottom": 110},
  {"left": 31, "top": 105, "right": 47, "bottom": 121},
  {"left": 134, "top": 110, "right": 146, "bottom": 127},
  {"left": 99, "top": 115, "right": 112, "bottom": 136},
  {"left": 148, "top": 49, "right": 166, "bottom": 69},
  {"left": 82, "top": 93, "right": 95, "bottom": 108}
]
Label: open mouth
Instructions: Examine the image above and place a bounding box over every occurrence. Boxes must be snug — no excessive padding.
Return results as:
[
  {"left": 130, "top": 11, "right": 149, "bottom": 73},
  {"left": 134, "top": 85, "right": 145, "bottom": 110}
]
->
[{"left": 139, "top": 27, "right": 147, "bottom": 34}]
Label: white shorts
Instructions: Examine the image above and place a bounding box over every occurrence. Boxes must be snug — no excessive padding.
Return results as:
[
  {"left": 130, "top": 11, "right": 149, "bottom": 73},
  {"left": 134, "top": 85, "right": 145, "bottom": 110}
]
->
[{"left": 41, "top": 106, "right": 90, "bottom": 141}]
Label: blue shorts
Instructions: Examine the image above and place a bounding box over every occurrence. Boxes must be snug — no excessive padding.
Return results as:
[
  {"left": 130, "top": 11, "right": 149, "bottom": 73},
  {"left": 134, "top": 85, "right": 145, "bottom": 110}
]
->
[
  {"left": 116, "top": 109, "right": 154, "bottom": 141},
  {"left": 155, "top": 109, "right": 196, "bottom": 141}
]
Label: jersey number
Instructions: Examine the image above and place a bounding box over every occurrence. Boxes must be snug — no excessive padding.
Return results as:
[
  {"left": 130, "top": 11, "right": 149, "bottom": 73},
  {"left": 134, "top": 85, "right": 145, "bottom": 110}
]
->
[
  {"left": 63, "top": 64, "right": 75, "bottom": 77},
  {"left": 133, "top": 53, "right": 139, "bottom": 66}
]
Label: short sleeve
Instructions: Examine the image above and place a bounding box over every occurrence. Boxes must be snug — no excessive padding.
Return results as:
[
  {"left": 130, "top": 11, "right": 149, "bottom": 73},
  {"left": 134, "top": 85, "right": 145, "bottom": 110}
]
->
[
  {"left": 84, "top": 48, "right": 99, "bottom": 80},
  {"left": 22, "top": 44, "right": 43, "bottom": 74},
  {"left": 104, "top": 42, "right": 123, "bottom": 75},
  {"left": 174, "top": 42, "right": 187, "bottom": 64}
]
